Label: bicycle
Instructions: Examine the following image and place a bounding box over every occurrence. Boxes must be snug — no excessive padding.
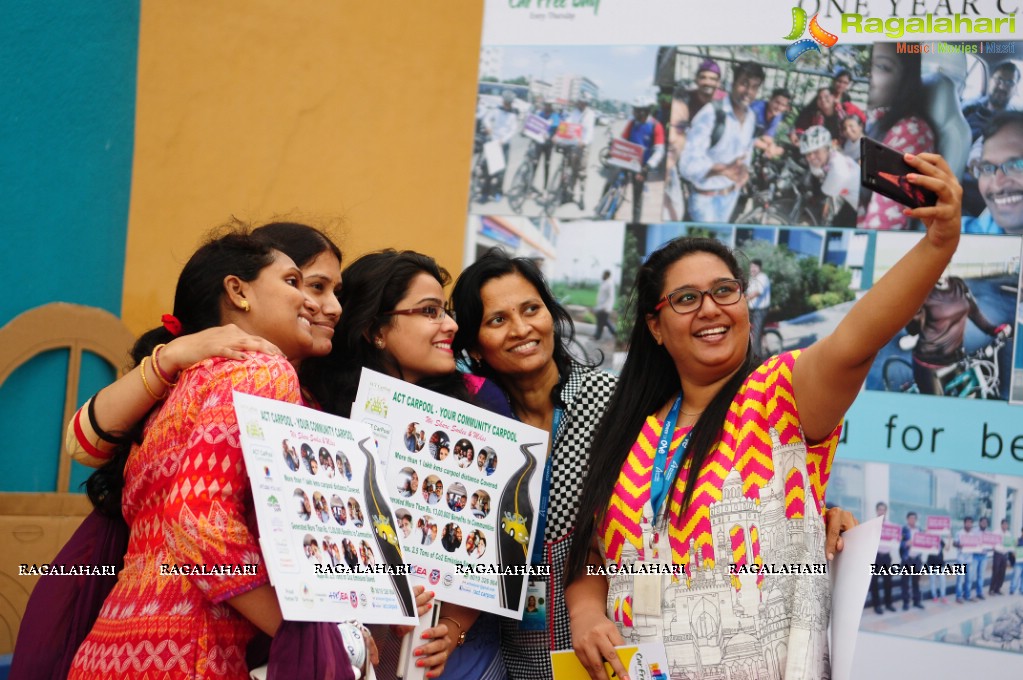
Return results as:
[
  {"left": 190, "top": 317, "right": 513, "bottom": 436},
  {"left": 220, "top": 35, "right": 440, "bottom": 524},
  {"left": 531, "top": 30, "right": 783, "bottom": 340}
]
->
[
  {"left": 469, "top": 125, "right": 491, "bottom": 204},
  {"left": 595, "top": 167, "right": 632, "bottom": 221},
  {"left": 506, "top": 140, "right": 546, "bottom": 214},
  {"left": 882, "top": 333, "right": 1009, "bottom": 398},
  {"left": 734, "top": 145, "right": 828, "bottom": 226},
  {"left": 543, "top": 142, "right": 586, "bottom": 216}
]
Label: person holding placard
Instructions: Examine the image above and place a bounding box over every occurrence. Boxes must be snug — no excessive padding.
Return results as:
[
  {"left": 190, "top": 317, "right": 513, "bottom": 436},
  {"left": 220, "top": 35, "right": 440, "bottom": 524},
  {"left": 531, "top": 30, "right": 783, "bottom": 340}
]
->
[
  {"left": 66, "top": 230, "right": 344, "bottom": 679},
  {"left": 900, "top": 512, "right": 925, "bottom": 610},
  {"left": 870, "top": 501, "right": 897, "bottom": 614},
  {"left": 1009, "top": 529, "right": 1023, "bottom": 595},
  {"left": 310, "top": 248, "right": 510, "bottom": 680},
  {"left": 450, "top": 248, "right": 619, "bottom": 680},
  {"left": 990, "top": 518, "right": 1012, "bottom": 595},
  {"left": 57, "top": 224, "right": 452, "bottom": 679},
  {"left": 564, "top": 150, "right": 962, "bottom": 680},
  {"left": 954, "top": 516, "right": 980, "bottom": 603}
]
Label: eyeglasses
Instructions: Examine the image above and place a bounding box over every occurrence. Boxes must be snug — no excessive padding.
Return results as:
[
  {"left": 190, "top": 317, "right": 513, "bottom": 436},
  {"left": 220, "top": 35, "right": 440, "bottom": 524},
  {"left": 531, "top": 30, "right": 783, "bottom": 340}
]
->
[
  {"left": 991, "top": 76, "right": 1019, "bottom": 88},
  {"left": 654, "top": 279, "right": 744, "bottom": 314},
  {"left": 379, "top": 306, "right": 455, "bottom": 323},
  {"left": 969, "top": 158, "right": 1023, "bottom": 179}
]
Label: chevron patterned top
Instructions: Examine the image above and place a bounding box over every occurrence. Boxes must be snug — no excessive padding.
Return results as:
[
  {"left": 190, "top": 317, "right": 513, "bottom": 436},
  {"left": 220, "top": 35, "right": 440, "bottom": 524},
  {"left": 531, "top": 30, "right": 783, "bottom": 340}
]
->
[{"left": 597, "top": 350, "right": 842, "bottom": 678}]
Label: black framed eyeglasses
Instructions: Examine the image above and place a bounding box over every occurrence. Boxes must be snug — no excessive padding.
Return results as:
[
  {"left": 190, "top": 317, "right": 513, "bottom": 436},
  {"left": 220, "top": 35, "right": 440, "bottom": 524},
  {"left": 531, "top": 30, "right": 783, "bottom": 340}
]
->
[
  {"left": 379, "top": 306, "right": 455, "bottom": 323},
  {"left": 654, "top": 279, "right": 744, "bottom": 314},
  {"left": 968, "top": 158, "right": 1023, "bottom": 180}
]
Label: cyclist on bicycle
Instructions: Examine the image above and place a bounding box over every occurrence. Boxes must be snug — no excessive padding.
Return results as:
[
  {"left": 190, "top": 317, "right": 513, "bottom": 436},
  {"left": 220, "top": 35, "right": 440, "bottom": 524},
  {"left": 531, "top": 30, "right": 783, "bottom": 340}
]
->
[
  {"left": 535, "top": 98, "right": 561, "bottom": 189},
  {"left": 799, "top": 125, "right": 860, "bottom": 226},
  {"left": 481, "top": 89, "right": 520, "bottom": 202},
  {"left": 613, "top": 95, "right": 665, "bottom": 222},
  {"left": 905, "top": 273, "right": 1011, "bottom": 395},
  {"left": 561, "top": 92, "right": 597, "bottom": 205}
]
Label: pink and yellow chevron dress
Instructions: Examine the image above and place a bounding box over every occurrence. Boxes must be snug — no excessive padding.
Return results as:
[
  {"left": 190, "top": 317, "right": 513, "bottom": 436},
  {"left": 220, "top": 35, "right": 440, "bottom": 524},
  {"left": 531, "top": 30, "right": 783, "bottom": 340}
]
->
[
  {"left": 70, "top": 354, "right": 300, "bottom": 680},
  {"left": 599, "top": 351, "right": 841, "bottom": 679}
]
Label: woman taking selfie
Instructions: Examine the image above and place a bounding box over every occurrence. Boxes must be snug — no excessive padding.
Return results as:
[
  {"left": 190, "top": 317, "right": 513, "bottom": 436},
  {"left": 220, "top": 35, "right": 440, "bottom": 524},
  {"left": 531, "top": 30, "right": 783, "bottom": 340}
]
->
[{"left": 565, "top": 153, "right": 962, "bottom": 679}]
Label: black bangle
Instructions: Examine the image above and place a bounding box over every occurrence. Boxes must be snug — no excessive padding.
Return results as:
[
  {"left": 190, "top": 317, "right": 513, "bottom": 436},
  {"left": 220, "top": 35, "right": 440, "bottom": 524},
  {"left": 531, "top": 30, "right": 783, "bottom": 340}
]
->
[{"left": 87, "top": 394, "right": 119, "bottom": 444}]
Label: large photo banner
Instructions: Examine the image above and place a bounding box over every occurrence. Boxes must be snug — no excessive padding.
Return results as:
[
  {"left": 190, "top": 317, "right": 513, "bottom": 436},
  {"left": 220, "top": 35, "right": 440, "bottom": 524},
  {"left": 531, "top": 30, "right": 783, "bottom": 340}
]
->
[
  {"left": 351, "top": 368, "right": 549, "bottom": 619},
  {"left": 232, "top": 392, "right": 417, "bottom": 625},
  {"left": 467, "top": 0, "right": 1023, "bottom": 667}
]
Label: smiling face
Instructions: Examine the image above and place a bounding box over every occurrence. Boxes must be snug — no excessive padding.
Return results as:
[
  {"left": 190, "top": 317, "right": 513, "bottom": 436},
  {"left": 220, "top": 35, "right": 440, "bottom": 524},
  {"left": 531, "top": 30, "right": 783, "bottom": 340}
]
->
[
  {"left": 989, "top": 66, "right": 1019, "bottom": 110},
  {"left": 979, "top": 123, "right": 1023, "bottom": 234},
  {"left": 696, "top": 69, "right": 721, "bottom": 99},
  {"left": 832, "top": 73, "right": 852, "bottom": 97},
  {"left": 729, "top": 74, "right": 763, "bottom": 115},
  {"left": 377, "top": 272, "right": 458, "bottom": 383},
  {"left": 816, "top": 88, "right": 836, "bottom": 116},
  {"left": 474, "top": 273, "right": 558, "bottom": 385},
  {"left": 231, "top": 251, "right": 316, "bottom": 361},
  {"left": 842, "top": 115, "right": 863, "bottom": 142},
  {"left": 300, "top": 251, "right": 342, "bottom": 357},
  {"left": 766, "top": 93, "right": 791, "bottom": 119},
  {"left": 645, "top": 252, "right": 749, "bottom": 387}
]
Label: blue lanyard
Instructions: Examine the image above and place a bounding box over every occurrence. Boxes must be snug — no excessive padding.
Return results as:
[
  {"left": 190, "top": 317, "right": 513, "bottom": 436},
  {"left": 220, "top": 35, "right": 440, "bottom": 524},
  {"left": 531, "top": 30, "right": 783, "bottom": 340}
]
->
[
  {"left": 650, "top": 396, "right": 692, "bottom": 519},
  {"left": 530, "top": 407, "right": 562, "bottom": 566}
]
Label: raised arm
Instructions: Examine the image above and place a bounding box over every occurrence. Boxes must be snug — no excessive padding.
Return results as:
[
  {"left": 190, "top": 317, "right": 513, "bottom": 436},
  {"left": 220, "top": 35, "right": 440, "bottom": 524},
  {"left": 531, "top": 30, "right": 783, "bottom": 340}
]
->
[
  {"left": 566, "top": 534, "right": 628, "bottom": 680},
  {"left": 66, "top": 325, "right": 280, "bottom": 467},
  {"left": 794, "top": 152, "right": 962, "bottom": 441}
]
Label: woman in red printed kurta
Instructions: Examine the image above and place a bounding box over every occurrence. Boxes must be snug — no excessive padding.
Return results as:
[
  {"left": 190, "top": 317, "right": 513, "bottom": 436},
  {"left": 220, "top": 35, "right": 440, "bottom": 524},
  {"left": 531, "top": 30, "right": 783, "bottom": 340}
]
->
[{"left": 66, "top": 231, "right": 328, "bottom": 679}]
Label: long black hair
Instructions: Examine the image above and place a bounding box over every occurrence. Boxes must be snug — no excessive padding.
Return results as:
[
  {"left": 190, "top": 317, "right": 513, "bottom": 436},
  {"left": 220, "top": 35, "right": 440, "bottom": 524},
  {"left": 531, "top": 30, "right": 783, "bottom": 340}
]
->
[
  {"left": 86, "top": 230, "right": 281, "bottom": 516},
  {"left": 450, "top": 247, "right": 596, "bottom": 410},
  {"left": 566, "top": 237, "right": 757, "bottom": 584},
  {"left": 305, "top": 249, "right": 468, "bottom": 417}
]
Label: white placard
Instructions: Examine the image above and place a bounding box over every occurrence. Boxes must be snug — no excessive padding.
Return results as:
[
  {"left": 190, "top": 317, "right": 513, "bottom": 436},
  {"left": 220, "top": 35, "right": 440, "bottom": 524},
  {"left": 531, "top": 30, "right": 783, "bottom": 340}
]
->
[
  {"left": 233, "top": 391, "right": 417, "bottom": 625},
  {"left": 351, "top": 368, "right": 549, "bottom": 619}
]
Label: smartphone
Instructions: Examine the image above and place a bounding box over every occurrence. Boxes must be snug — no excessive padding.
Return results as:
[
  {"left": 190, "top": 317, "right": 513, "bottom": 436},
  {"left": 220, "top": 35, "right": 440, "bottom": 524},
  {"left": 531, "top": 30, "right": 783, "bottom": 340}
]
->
[{"left": 860, "top": 137, "right": 938, "bottom": 209}]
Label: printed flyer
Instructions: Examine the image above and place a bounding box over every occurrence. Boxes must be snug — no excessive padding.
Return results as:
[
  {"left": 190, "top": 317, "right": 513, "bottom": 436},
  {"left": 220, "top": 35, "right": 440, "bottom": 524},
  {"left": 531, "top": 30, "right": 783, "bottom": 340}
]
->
[
  {"left": 550, "top": 643, "right": 671, "bottom": 680},
  {"left": 351, "top": 368, "right": 549, "bottom": 618},
  {"left": 232, "top": 391, "right": 417, "bottom": 625}
]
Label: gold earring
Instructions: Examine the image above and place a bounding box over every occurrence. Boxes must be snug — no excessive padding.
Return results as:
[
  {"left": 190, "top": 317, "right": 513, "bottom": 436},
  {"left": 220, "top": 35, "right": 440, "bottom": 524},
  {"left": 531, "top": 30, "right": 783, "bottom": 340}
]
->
[
  {"left": 240, "top": 300, "right": 250, "bottom": 312},
  {"left": 375, "top": 339, "right": 384, "bottom": 349}
]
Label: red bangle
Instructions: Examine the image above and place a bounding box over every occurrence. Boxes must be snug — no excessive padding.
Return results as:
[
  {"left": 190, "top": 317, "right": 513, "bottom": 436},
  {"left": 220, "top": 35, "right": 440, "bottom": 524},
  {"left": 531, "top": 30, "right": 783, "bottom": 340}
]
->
[{"left": 151, "top": 344, "right": 178, "bottom": 387}]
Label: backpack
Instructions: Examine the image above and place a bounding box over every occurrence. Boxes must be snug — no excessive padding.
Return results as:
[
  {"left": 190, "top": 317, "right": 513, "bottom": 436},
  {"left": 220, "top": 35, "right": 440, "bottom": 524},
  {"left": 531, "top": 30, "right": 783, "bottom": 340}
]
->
[{"left": 709, "top": 99, "right": 727, "bottom": 150}]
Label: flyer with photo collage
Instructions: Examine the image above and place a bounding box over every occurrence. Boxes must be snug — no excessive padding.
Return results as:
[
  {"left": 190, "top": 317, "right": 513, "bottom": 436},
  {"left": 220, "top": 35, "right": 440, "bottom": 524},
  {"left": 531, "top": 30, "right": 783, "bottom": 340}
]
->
[
  {"left": 351, "top": 368, "right": 549, "bottom": 619},
  {"left": 232, "top": 391, "right": 417, "bottom": 625}
]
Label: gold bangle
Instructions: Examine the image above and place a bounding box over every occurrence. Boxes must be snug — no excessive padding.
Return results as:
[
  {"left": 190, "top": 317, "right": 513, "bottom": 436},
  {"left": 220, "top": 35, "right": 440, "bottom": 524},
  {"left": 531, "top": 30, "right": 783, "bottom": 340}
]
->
[
  {"left": 151, "top": 344, "right": 178, "bottom": 387},
  {"left": 438, "top": 616, "right": 466, "bottom": 647},
  {"left": 139, "top": 357, "right": 165, "bottom": 401}
]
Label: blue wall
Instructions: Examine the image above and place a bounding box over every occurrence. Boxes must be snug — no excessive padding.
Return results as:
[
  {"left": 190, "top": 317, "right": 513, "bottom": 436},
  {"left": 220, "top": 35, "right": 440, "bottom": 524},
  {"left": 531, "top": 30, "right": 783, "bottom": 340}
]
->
[{"left": 0, "top": 3, "right": 140, "bottom": 492}]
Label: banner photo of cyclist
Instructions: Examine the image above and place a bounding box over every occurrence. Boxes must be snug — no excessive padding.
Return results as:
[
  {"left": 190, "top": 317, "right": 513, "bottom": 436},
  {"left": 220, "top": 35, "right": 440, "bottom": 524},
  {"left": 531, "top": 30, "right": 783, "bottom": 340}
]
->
[
  {"left": 659, "top": 44, "right": 870, "bottom": 228},
  {"left": 469, "top": 45, "right": 667, "bottom": 223},
  {"left": 865, "top": 231, "right": 1018, "bottom": 399},
  {"left": 826, "top": 457, "right": 1023, "bottom": 657}
]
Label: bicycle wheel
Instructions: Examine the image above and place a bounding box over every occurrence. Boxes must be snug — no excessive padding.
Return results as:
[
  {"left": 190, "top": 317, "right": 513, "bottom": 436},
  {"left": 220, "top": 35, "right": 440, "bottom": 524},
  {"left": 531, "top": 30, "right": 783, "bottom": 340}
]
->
[
  {"left": 974, "top": 359, "right": 1000, "bottom": 399},
  {"left": 595, "top": 174, "right": 625, "bottom": 220},
  {"left": 470, "top": 155, "right": 487, "bottom": 204},
  {"left": 882, "top": 357, "right": 918, "bottom": 393},
  {"left": 506, "top": 160, "right": 534, "bottom": 214},
  {"left": 543, "top": 165, "right": 564, "bottom": 217},
  {"left": 760, "top": 329, "right": 783, "bottom": 357},
  {"left": 737, "top": 208, "right": 788, "bottom": 226}
]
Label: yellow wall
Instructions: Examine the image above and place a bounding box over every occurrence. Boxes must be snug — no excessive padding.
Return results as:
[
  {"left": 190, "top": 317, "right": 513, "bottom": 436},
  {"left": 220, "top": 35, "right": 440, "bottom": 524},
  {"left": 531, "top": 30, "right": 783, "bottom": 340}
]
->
[{"left": 122, "top": 1, "right": 483, "bottom": 334}]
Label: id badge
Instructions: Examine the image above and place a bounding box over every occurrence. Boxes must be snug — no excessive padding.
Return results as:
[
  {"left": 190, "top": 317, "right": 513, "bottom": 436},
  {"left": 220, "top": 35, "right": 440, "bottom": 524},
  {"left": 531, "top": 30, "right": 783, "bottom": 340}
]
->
[
  {"left": 633, "top": 522, "right": 662, "bottom": 616},
  {"left": 519, "top": 579, "right": 548, "bottom": 631}
]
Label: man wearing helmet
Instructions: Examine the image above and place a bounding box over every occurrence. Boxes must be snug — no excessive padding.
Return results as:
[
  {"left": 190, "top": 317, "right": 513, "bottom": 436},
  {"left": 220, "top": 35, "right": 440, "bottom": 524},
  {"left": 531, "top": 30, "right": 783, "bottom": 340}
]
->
[
  {"left": 799, "top": 125, "right": 859, "bottom": 226},
  {"left": 480, "top": 89, "right": 521, "bottom": 202},
  {"left": 612, "top": 95, "right": 665, "bottom": 222}
]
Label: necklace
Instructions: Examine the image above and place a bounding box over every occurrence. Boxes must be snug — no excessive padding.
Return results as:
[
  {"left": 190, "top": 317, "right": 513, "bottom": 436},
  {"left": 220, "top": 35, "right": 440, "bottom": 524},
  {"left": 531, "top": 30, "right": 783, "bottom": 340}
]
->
[{"left": 679, "top": 408, "right": 703, "bottom": 417}]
